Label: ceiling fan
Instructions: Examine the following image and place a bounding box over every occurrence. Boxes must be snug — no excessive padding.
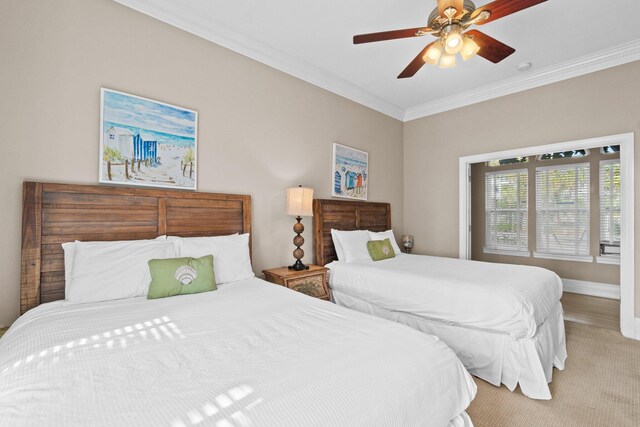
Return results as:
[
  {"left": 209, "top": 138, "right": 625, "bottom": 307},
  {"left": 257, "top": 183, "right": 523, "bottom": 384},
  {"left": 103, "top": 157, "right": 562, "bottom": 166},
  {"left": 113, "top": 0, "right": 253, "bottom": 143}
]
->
[{"left": 353, "top": 0, "right": 548, "bottom": 78}]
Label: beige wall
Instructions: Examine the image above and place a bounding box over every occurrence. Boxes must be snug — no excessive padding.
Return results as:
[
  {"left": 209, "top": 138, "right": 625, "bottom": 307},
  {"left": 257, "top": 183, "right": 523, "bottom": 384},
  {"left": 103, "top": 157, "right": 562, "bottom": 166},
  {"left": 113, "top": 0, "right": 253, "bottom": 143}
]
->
[
  {"left": 404, "top": 60, "right": 640, "bottom": 317},
  {"left": 3, "top": 0, "right": 639, "bottom": 328},
  {"left": 470, "top": 152, "right": 620, "bottom": 285},
  {"left": 0, "top": 0, "right": 404, "bottom": 327}
]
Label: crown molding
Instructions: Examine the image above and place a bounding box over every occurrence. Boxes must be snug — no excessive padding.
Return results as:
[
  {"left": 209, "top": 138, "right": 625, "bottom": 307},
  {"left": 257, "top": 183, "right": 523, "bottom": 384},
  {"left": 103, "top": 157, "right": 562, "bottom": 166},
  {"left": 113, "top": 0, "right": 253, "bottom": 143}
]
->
[
  {"left": 114, "top": 1, "right": 640, "bottom": 123},
  {"left": 112, "top": 0, "right": 405, "bottom": 121},
  {"left": 404, "top": 39, "right": 640, "bottom": 121}
]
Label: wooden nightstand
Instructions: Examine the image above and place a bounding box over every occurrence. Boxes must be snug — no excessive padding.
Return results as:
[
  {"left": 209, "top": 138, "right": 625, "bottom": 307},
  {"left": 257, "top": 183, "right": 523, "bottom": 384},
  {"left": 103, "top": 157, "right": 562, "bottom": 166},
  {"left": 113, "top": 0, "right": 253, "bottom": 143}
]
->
[{"left": 263, "top": 265, "right": 330, "bottom": 300}]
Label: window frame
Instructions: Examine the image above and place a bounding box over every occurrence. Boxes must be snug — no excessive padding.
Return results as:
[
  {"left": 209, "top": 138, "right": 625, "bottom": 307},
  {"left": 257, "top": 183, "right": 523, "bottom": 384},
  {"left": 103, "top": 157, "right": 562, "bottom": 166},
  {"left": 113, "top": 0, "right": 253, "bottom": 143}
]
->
[{"left": 484, "top": 168, "right": 530, "bottom": 256}]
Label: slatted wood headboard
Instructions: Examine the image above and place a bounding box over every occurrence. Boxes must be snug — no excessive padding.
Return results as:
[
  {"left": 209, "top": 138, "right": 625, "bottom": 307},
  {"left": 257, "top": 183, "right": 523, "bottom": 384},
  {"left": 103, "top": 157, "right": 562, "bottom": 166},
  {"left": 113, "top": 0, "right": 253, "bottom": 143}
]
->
[
  {"left": 313, "top": 199, "right": 391, "bottom": 266},
  {"left": 21, "top": 182, "right": 252, "bottom": 314}
]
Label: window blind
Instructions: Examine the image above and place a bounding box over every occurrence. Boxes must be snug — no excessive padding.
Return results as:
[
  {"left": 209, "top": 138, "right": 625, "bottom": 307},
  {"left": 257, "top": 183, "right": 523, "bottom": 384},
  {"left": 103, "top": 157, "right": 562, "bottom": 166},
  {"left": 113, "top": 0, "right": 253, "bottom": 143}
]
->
[
  {"left": 536, "top": 163, "right": 590, "bottom": 256},
  {"left": 485, "top": 169, "right": 528, "bottom": 252},
  {"left": 600, "top": 159, "right": 621, "bottom": 245}
]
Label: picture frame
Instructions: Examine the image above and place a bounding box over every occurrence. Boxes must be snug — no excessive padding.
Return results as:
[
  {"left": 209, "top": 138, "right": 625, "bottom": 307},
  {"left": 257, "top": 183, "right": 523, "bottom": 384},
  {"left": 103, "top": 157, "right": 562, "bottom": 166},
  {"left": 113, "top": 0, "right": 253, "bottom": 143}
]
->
[
  {"left": 99, "top": 88, "right": 198, "bottom": 190},
  {"left": 332, "top": 142, "right": 368, "bottom": 200}
]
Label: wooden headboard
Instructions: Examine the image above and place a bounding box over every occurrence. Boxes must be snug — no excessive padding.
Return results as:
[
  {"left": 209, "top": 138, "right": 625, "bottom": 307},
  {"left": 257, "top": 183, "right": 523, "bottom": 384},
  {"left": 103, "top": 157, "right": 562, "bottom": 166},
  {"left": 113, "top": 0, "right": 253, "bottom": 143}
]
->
[
  {"left": 21, "top": 182, "right": 252, "bottom": 314},
  {"left": 313, "top": 199, "right": 391, "bottom": 266}
]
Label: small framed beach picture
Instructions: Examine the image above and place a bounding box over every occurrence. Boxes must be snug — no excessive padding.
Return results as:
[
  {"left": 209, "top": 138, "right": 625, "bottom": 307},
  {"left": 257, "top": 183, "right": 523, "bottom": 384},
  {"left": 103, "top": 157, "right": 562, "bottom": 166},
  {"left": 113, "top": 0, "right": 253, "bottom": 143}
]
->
[
  {"left": 332, "top": 143, "right": 368, "bottom": 200},
  {"left": 99, "top": 88, "right": 198, "bottom": 190}
]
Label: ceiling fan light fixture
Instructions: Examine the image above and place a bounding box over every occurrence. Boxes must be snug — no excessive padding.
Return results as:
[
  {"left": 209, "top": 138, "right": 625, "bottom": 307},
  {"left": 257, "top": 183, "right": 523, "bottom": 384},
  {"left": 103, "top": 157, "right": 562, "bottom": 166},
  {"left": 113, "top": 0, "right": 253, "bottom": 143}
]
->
[
  {"left": 439, "top": 53, "right": 456, "bottom": 68},
  {"left": 444, "top": 31, "right": 463, "bottom": 55},
  {"left": 352, "top": 0, "right": 548, "bottom": 78},
  {"left": 423, "top": 41, "right": 443, "bottom": 65},
  {"left": 460, "top": 36, "right": 480, "bottom": 61}
]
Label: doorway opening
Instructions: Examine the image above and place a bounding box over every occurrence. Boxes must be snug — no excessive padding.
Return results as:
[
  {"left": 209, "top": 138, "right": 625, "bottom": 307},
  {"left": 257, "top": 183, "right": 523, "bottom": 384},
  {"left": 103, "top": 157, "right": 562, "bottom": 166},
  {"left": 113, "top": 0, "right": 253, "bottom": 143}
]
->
[{"left": 458, "top": 133, "right": 634, "bottom": 338}]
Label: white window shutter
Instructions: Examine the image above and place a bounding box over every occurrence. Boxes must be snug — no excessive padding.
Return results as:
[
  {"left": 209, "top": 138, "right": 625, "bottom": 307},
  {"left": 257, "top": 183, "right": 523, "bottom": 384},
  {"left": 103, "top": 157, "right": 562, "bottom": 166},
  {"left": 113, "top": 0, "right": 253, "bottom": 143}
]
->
[
  {"left": 599, "top": 159, "right": 621, "bottom": 245},
  {"left": 535, "top": 163, "right": 590, "bottom": 256},
  {"left": 485, "top": 169, "right": 528, "bottom": 252}
]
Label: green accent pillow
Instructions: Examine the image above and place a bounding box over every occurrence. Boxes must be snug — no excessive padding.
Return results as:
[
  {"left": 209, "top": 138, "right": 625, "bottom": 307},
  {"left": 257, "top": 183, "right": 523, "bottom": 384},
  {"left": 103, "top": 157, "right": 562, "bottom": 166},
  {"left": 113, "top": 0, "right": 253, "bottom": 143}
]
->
[
  {"left": 367, "top": 238, "right": 396, "bottom": 261},
  {"left": 147, "top": 255, "right": 216, "bottom": 299}
]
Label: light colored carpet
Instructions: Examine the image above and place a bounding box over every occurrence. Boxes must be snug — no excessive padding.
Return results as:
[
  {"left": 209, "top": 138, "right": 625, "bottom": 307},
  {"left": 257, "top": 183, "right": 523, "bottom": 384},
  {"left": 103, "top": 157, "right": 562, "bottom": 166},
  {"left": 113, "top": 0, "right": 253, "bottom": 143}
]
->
[{"left": 467, "top": 322, "right": 640, "bottom": 427}]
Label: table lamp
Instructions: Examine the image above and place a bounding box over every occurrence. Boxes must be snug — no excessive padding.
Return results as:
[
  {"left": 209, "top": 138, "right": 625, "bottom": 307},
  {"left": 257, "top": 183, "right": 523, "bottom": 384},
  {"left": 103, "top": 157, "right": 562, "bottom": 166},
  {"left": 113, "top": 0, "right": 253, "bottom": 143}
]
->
[{"left": 286, "top": 185, "right": 314, "bottom": 270}]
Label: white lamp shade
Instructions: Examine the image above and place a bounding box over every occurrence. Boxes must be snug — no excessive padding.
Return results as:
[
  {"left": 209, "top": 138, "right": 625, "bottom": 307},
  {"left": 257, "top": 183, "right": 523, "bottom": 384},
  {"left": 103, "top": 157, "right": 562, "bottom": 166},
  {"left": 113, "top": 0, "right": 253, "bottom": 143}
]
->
[
  {"left": 444, "top": 31, "right": 463, "bottom": 55},
  {"left": 439, "top": 53, "right": 456, "bottom": 68},
  {"left": 422, "top": 41, "right": 443, "bottom": 65},
  {"left": 460, "top": 37, "right": 480, "bottom": 61},
  {"left": 286, "top": 186, "right": 314, "bottom": 217}
]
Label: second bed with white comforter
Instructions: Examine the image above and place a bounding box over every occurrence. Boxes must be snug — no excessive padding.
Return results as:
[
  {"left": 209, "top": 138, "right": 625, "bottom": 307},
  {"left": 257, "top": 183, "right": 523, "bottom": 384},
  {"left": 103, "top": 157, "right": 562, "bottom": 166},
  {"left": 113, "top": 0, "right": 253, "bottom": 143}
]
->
[{"left": 328, "top": 254, "right": 567, "bottom": 400}]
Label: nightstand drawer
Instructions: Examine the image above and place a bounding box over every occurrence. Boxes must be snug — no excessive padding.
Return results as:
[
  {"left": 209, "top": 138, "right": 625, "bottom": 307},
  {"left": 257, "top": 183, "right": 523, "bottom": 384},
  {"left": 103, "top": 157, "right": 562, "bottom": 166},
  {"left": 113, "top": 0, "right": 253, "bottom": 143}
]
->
[{"left": 287, "top": 275, "right": 328, "bottom": 299}]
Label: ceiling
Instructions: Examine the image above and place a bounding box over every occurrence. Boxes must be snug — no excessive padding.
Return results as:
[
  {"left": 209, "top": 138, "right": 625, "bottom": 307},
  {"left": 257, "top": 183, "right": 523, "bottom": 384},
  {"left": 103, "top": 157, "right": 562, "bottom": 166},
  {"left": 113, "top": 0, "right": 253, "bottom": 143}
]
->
[{"left": 114, "top": 0, "right": 640, "bottom": 121}]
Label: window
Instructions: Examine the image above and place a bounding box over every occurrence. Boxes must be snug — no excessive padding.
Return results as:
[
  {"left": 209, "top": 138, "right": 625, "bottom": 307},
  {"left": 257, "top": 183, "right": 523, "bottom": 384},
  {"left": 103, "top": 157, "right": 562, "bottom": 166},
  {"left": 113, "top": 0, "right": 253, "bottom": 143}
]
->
[
  {"left": 535, "top": 163, "right": 590, "bottom": 257},
  {"left": 485, "top": 169, "right": 528, "bottom": 254},
  {"left": 600, "top": 159, "right": 620, "bottom": 255},
  {"left": 601, "top": 145, "right": 620, "bottom": 154},
  {"left": 487, "top": 157, "right": 528, "bottom": 167},
  {"left": 538, "top": 149, "right": 589, "bottom": 160}
]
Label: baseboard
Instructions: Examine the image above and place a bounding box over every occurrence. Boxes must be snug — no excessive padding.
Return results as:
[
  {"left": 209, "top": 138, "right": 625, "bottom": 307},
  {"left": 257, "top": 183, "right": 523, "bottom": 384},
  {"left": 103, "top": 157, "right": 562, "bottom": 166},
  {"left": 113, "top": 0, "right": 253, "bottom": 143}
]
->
[{"left": 562, "top": 278, "right": 620, "bottom": 300}]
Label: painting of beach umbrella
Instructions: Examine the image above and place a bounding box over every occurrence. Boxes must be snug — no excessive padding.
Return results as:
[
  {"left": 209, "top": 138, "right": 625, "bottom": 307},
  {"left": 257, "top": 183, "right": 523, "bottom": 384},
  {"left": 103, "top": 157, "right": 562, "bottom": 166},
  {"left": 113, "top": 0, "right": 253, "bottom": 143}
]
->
[{"left": 99, "top": 88, "right": 198, "bottom": 190}]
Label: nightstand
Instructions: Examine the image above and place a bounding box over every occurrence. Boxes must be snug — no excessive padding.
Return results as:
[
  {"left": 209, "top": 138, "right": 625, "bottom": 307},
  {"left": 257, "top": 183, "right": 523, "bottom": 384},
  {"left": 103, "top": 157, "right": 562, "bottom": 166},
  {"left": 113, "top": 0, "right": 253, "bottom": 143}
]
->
[
  {"left": 263, "top": 265, "right": 330, "bottom": 300},
  {"left": 0, "top": 327, "right": 8, "bottom": 339}
]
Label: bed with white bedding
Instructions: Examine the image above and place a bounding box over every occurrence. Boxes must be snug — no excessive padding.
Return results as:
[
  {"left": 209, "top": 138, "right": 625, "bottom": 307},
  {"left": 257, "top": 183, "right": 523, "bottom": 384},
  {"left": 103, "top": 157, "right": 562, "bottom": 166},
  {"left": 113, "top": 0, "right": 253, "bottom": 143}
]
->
[
  {"left": 313, "top": 198, "right": 567, "bottom": 400},
  {"left": 0, "top": 278, "right": 476, "bottom": 426},
  {"left": 9, "top": 182, "right": 477, "bottom": 426},
  {"left": 328, "top": 255, "right": 566, "bottom": 399}
]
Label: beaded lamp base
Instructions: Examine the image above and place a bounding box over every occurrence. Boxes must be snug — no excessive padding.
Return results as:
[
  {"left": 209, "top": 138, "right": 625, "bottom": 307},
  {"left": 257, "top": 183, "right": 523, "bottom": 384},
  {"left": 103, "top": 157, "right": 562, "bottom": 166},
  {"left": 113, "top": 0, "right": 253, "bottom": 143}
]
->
[{"left": 289, "top": 216, "right": 309, "bottom": 270}]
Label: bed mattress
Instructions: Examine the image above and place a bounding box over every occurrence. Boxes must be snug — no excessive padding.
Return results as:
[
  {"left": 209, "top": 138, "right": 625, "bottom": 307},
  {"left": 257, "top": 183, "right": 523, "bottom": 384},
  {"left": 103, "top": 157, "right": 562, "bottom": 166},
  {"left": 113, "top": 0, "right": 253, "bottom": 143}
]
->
[
  {"left": 0, "top": 278, "right": 476, "bottom": 426},
  {"left": 327, "top": 254, "right": 563, "bottom": 338}
]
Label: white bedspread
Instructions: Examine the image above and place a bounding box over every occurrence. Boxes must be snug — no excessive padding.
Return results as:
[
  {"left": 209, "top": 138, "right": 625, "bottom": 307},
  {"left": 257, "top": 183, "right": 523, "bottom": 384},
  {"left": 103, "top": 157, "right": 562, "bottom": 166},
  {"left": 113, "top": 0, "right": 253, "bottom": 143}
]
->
[
  {"left": 0, "top": 278, "right": 476, "bottom": 427},
  {"left": 328, "top": 254, "right": 563, "bottom": 338}
]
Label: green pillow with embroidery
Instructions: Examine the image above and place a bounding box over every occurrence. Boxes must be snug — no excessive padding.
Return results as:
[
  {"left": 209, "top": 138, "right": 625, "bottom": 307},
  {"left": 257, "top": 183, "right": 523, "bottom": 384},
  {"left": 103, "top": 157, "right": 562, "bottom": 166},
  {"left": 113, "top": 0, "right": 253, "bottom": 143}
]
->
[
  {"left": 366, "top": 238, "right": 396, "bottom": 261},
  {"left": 147, "top": 255, "right": 216, "bottom": 299}
]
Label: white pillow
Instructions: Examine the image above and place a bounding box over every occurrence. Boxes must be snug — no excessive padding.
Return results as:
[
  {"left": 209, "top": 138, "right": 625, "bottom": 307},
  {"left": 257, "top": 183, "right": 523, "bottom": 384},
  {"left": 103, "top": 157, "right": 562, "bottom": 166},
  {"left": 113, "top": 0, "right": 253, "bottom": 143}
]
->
[
  {"left": 66, "top": 239, "right": 178, "bottom": 304},
  {"left": 62, "top": 241, "right": 75, "bottom": 296},
  {"left": 369, "top": 230, "right": 402, "bottom": 256},
  {"left": 62, "top": 236, "right": 170, "bottom": 296},
  {"left": 172, "top": 233, "right": 254, "bottom": 284},
  {"left": 332, "top": 230, "right": 371, "bottom": 263},
  {"left": 330, "top": 229, "right": 346, "bottom": 261}
]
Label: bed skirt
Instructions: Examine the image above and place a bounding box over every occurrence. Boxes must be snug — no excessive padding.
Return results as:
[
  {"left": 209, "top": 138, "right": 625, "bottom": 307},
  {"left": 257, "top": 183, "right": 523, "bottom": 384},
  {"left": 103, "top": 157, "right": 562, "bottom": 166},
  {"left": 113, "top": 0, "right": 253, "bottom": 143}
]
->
[
  {"left": 332, "top": 290, "right": 567, "bottom": 400},
  {"left": 449, "top": 411, "right": 473, "bottom": 427}
]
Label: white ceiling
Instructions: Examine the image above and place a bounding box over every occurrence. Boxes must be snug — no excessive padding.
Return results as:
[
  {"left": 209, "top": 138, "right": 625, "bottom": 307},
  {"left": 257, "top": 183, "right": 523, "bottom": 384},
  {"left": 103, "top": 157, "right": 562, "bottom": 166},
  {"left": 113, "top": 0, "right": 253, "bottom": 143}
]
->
[{"left": 115, "top": 0, "right": 640, "bottom": 121}]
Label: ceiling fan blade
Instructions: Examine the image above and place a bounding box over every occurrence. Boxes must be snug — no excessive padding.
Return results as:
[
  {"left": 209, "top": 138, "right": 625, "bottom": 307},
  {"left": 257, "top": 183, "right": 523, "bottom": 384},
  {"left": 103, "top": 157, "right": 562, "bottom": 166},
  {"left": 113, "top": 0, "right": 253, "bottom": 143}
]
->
[
  {"left": 465, "top": 30, "right": 515, "bottom": 63},
  {"left": 397, "top": 42, "right": 435, "bottom": 79},
  {"left": 353, "top": 27, "right": 431, "bottom": 44},
  {"left": 438, "top": 0, "right": 464, "bottom": 17},
  {"left": 470, "top": 0, "right": 547, "bottom": 25}
]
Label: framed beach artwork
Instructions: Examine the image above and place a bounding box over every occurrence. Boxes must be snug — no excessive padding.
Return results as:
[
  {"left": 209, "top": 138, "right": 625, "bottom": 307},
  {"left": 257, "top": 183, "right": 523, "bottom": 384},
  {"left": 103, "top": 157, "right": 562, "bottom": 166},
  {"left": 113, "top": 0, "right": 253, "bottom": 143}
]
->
[
  {"left": 99, "top": 88, "right": 198, "bottom": 190},
  {"left": 332, "top": 143, "right": 368, "bottom": 200}
]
